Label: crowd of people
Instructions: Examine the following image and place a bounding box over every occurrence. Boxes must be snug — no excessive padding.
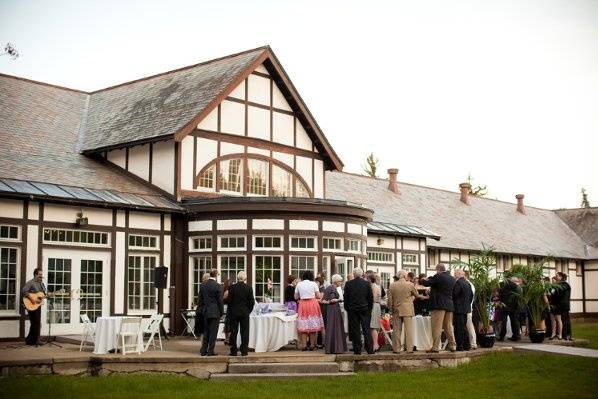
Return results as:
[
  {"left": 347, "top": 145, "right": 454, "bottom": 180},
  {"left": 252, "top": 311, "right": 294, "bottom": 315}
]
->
[
  {"left": 493, "top": 271, "right": 572, "bottom": 342},
  {"left": 194, "top": 263, "right": 572, "bottom": 356}
]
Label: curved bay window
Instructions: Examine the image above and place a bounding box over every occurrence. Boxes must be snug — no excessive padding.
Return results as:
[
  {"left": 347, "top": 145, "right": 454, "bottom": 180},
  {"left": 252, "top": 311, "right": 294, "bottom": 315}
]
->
[{"left": 195, "top": 154, "right": 312, "bottom": 198}]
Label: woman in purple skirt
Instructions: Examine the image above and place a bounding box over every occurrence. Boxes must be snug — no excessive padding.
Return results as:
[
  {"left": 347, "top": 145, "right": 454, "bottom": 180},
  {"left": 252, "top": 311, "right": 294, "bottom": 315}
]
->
[{"left": 323, "top": 274, "right": 347, "bottom": 354}]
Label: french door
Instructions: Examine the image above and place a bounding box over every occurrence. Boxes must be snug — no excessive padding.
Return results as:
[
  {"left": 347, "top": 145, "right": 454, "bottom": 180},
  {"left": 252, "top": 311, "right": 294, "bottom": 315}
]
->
[
  {"left": 334, "top": 256, "right": 355, "bottom": 281},
  {"left": 41, "top": 249, "right": 110, "bottom": 335}
]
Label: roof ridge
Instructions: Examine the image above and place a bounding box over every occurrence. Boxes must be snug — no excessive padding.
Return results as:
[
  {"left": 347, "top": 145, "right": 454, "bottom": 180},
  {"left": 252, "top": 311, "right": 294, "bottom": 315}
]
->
[
  {"left": 89, "top": 45, "right": 270, "bottom": 94},
  {"left": 555, "top": 206, "right": 598, "bottom": 211},
  {"left": 330, "top": 170, "right": 554, "bottom": 212},
  {"left": 0, "top": 73, "right": 89, "bottom": 94}
]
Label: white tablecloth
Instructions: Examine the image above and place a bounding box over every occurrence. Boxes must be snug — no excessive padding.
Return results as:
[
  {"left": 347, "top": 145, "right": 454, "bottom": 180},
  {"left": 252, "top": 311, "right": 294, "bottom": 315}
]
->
[
  {"left": 94, "top": 316, "right": 144, "bottom": 354},
  {"left": 399, "top": 315, "right": 433, "bottom": 351},
  {"left": 236, "top": 313, "right": 298, "bottom": 352}
]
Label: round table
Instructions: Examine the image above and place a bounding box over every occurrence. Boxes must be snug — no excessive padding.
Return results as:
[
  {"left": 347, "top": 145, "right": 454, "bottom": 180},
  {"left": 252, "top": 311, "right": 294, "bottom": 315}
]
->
[
  {"left": 399, "top": 315, "right": 433, "bottom": 351},
  {"left": 236, "top": 313, "right": 298, "bottom": 352},
  {"left": 94, "top": 316, "right": 144, "bottom": 354}
]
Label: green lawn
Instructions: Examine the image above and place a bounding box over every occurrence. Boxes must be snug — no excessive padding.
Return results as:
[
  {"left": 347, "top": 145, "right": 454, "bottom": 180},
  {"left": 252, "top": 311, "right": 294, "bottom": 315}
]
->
[
  {"left": 573, "top": 320, "right": 598, "bottom": 349},
  {"left": 1, "top": 352, "right": 597, "bottom": 399}
]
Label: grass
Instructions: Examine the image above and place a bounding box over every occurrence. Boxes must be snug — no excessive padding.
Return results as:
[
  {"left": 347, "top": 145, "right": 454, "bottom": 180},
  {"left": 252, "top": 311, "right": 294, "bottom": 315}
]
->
[
  {"left": 572, "top": 320, "right": 598, "bottom": 349},
  {"left": 1, "top": 352, "right": 597, "bottom": 399}
]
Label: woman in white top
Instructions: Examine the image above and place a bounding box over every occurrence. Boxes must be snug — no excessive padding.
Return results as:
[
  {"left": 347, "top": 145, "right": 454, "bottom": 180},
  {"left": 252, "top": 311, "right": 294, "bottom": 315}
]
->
[{"left": 294, "top": 270, "right": 324, "bottom": 350}]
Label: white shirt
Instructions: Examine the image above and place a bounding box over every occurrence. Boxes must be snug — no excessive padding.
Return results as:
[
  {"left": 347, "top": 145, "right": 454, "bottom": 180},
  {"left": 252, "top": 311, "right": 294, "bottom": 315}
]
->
[
  {"left": 468, "top": 280, "right": 476, "bottom": 306},
  {"left": 295, "top": 280, "right": 319, "bottom": 299}
]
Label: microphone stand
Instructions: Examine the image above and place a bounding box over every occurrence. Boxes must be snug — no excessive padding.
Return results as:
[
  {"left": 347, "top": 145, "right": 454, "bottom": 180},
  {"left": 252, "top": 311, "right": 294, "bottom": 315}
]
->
[{"left": 41, "top": 295, "right": 63, "bottom": 348}]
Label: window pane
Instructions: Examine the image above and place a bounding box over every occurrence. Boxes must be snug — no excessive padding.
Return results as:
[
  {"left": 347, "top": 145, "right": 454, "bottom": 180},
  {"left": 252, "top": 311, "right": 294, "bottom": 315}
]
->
[
  {"left": 220, "top": 158, "right": 242, "bottom": 192},
  {"left": 247, "top": 159, "right": 268, "bottom": 195},
  {"left": 295, "top": 180, "right": 310, "bottom": 198},
  {"left": 199, "top": 165, "right": 215, "bottom": 189},
  {"left": 271, "top": 165, "right": 292, "bottom": 197}
]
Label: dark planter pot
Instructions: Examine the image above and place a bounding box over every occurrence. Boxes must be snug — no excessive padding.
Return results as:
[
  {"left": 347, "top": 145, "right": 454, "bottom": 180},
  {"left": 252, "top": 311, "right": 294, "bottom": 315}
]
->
[
  {"left": 529, "top": 330, "right": 546, "bottom": 344},
  {"left": 477, "top": 333, "right": 496, "bottom": 348}
]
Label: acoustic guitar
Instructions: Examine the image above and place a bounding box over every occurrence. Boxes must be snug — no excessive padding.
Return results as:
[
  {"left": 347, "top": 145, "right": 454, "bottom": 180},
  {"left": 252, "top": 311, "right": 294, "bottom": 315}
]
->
[{"left": 22, "top": 289, "right": 66, "bottom": 312}]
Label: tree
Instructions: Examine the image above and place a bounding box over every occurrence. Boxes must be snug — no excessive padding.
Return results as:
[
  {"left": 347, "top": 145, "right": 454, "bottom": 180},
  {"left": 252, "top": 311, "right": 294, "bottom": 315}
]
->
[
  {"left": 0, "top": 43, "right": 19, "bottom": 59},
  {"left": 362, "top": 152, "right": 379, "bottom": 178},
  {"left": 581, "top": 187, "right": 591, "bottom": 208},
  {"left": 467, "top": 173, "right": 487, "bottom": 197}
]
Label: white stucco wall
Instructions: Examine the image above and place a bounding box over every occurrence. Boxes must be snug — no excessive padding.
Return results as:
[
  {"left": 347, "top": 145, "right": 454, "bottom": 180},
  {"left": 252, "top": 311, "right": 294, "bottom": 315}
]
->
[
  {"left": 151, "top": 140, "right": 175, "bottom": 194},
  {"left": 128, "top": 144, "right": 150, "bottom": 181}
]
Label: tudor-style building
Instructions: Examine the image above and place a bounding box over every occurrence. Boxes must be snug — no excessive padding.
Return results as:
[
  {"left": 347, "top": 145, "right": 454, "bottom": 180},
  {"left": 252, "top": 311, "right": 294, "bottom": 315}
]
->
[{"left": 0, "top": 46, "right": 596, "bottom": 339}]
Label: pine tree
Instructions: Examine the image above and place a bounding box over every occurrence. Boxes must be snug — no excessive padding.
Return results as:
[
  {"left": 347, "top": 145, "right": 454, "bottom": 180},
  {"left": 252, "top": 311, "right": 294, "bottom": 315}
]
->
[
  {"left": 362, "top": 153, "right": 379, "bottom": 178},
  {"left": 581, "top": 187, "right": 591, "bottom": 208}
]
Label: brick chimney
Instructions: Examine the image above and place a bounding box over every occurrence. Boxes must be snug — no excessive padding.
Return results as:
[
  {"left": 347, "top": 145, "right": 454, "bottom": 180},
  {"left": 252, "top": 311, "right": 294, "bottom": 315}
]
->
[
  {"left": 516, "top": 194, "right": 525, "bottom": 214},
  {"left": 387, "top": 168, "right": 399, "bottom": 194},
  {"left": 459, "top": 183, "right": 471, "bottom": 205}
]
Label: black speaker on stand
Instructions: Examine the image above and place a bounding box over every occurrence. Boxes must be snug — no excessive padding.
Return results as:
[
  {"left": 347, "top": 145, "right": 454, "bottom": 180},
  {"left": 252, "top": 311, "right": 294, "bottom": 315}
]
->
[{"left": 154, "top": 266, "right": 169, "bottom": 340}]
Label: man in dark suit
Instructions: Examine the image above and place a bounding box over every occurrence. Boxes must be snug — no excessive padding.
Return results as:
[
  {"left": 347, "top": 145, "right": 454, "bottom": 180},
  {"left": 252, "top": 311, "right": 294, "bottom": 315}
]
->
[
  {"left": 227, "top": 271, "right": 255, "bottom": 356},
  {"left": 421, "top": 263, "right": 457, "bottom": 352},
  {"left": 343, "top": 267, "right": 374, "bottom": 355},
  {"left": 452, "top": 269, "right": 474, "bottom": 351},
  {"left": 198, "top": 269, "right": 224, "bottom": 356},
  {"left": 498, "top": 277, "right": 522, "bottom": 342}
]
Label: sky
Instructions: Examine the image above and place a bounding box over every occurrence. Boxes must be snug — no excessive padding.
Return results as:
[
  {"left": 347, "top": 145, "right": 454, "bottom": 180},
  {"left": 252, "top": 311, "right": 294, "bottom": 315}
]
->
[{"left": 1, "top": 0, "right": 597, "bottom": 209}]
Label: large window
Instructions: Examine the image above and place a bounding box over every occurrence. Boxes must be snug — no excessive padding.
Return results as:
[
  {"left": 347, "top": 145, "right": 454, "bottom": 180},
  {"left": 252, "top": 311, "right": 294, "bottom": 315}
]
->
[
  {"left": 219, "top": 256, "right": 245, "bottom": 283},
  {"left": 128, "top": 255, "right": 156, "bottom": 311},
  {"left": 247, "top": 159, "right": 268, "bottom": 195},
  {"left": 44, "top": 228, "right": 108, "bottom": 246},
  {"left": 191, "top": 256, "right": 212, "bottom": 306},
  {"left": 220, "top": 158, "right": 242, "bottom": 192},
  {"left": 0, "top": 248, "right": 18, "bottom": 312},
  {"left": 197, "top": 155, "right": 313, "bottom": 198},
  {"left": 254, "top": 255, "right": 282, "bottom": 302},
  {"left": 402, "top": 254, "right": 419, "bottom": 265},
  {"left": 80, "top": 260, "right": 103, "bottom": 322},
  {"left": 272, "top": 165, "right": 292, "bottom": 197},
  {"left": 290, "top": 256, "right": 316, "bottom": 279},
  {"left": 347, "top": 239, "right": 360, "bottom": 252},
  {"left": 47, "top": 258, "right": 72, "bottom": 323},
  {"left": 254, "top": 236, "right": 282, "bottom": 249}
]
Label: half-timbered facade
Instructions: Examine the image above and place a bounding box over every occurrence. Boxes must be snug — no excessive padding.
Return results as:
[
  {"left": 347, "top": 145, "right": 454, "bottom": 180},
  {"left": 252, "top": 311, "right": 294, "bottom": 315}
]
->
[{"left": 1, "top": 46, "right": 596, "bottom": 339}]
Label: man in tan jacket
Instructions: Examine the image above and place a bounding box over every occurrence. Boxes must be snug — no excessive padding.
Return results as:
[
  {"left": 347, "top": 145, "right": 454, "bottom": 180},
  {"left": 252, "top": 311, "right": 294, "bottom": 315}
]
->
[{"left": 387, "top": 270, "right": 427, "bottom": 353}]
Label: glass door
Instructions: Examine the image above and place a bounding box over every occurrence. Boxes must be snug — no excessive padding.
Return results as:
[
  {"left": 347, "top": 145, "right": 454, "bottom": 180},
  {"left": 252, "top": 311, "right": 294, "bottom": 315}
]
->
[{"left": 334, "top": 256, "right": 355, "bottom": 281}]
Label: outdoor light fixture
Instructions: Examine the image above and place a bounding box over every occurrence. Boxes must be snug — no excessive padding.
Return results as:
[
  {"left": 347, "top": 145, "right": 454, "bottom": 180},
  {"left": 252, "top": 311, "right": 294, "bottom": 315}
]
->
[
  {"left": 75, "top": 210, "right": 88, "bottom": 227},
  {"left": 377, "top": 237, "right": 384, "bottom": 245}
]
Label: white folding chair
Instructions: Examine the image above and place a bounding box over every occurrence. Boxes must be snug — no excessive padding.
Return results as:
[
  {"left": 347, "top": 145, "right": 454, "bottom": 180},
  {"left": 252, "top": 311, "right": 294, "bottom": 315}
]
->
[
  {"left": 144, "top": 314, "right": 164, "bottom": 352},
  {"left": 79, "top": 314, "right": 95, "bottom": 351},
  {"left": 116, "top": 317, "right": 142, "bottom": 355}
]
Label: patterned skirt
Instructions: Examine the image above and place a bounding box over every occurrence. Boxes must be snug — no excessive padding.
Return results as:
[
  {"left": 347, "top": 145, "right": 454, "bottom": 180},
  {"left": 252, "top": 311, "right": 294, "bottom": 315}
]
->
[{"left": 297, "top": 298, "right": 324, "bottom": 333}]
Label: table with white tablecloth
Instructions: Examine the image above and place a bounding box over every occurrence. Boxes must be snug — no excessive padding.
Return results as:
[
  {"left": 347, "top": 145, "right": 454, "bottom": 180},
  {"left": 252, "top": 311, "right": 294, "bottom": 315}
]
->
[
  {"left": 94, "top": 316, "right": 144, "bottom": 354},
  {"left": 236, "top": 313, "right": 298, "bottom": 352},
  {"left": 398, "top": 315, "right": 433, "bottom": 351}
]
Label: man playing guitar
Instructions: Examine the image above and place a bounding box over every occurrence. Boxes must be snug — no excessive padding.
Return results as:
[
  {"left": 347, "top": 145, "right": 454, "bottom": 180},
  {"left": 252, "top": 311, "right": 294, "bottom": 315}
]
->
[{"left": 21, "top": 268, "right": 47, "bottom": 346}]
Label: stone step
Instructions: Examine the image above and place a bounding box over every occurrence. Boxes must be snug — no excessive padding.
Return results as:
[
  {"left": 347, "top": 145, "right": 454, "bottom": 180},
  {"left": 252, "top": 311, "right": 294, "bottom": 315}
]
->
[
  {"left": 211, "top": 372, "right": 354, "bottom": 380},
  {"left": 229, "top": 354, "right": 335, "bottom": 364},
  {"left": 227, "top": 362, "right": 339, "bottom": 374}
]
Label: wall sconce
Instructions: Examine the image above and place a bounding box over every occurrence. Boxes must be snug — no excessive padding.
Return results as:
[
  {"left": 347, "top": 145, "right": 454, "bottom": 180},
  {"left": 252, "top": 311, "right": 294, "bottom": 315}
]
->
[
  {"left": 75, "top": 210, "right": 88, "bottom": 227},
  {"left": 377, "top": 237, "right": 384, "bottom": 246}
]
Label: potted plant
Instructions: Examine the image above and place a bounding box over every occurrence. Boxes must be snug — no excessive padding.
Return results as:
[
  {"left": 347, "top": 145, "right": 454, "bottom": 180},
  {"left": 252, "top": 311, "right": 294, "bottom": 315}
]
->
[
  {"left": 451, "top": 246, "right": 501, "bottom": 348},
  {"left": 505, "top": 260, "right": 551, "bottom": 343}
]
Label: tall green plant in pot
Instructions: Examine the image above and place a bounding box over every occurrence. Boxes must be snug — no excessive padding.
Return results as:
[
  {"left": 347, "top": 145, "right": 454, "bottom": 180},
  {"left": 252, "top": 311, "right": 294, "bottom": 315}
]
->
[
  {"left": 504, "top": 260, "right": 551, "bottom": 343},
  {"left": 451, "top": 246, "right": 501, "bottom": 347}
]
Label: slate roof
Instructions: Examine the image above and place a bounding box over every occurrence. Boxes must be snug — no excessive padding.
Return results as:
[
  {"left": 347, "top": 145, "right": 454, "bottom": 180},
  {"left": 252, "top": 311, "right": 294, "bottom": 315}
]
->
[
  {"left": 326, "top": 172, "right": 592, "bottom": 259},
  {"left": 556, "top": 208, "right": 598, "bottom": 255},
  {"left": 0, "top": 74, "right": 181, "bottom": 210},
  {"left": 81, "top": 47, "right": 267, "bottom": 152}
]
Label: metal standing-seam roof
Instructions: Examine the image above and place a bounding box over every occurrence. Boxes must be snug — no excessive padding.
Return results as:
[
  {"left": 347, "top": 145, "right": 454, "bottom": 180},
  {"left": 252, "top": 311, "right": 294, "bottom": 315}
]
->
[
  {"left": 367, "top": 221, "right": 440, "bottom": 240},
  {"left": 326, "top": 171, "right": 591, "bottom": 259}
]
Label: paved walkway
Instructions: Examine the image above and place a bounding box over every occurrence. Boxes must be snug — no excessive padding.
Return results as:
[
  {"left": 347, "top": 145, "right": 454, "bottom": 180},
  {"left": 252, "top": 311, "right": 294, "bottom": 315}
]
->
[{"left": 514, "top": 343, "right": 598, "bottom": 358}]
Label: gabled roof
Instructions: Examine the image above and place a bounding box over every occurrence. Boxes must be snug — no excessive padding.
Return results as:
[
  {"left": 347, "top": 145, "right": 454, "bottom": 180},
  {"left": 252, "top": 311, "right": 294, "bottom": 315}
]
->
[
  {"left": 79, "top": 46, "right": 343, "bottom": 170},
  {"left": 0, "top": 74, "right": 179, "bottom": 209},
  {"left": 556, "top": 207, "right": 598, "bottom": 248},
  {"left": 326, "top": 171, "right": 590, "bottom": 259}
]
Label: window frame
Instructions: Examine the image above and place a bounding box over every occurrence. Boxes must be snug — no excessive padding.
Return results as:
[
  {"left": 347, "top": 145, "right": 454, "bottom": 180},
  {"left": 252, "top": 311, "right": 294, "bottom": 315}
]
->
[
  {"left": 0, "top": 225, "right": 20, "bottom": 242},
  {"left": 0, "top": 246, "right": 19, "bottom": 315},
  {"left": 253, "top": 235, "right": 283, "bottom": 251},
  {"left": 128, "top": 234, "right": 159, "bottom": 250},
  {"left": 189, "top": 255, "right": 213, "bottom": 307},
  {"left": 218, "top": 235, "right": 247, "bottom": 251},
  {"left": 346, "top": 239, "right": 360, "bottom": 253},
  {"left": 43, "top": 228, "right": 109, "bottom": 248},
  {"left": 289, "top": 236, "right": 317, "bottom": 251},
  {"left": 322, "top": 237, "right": 342, "bottom": 252},
  {"left": 367, "top": 251, "right": 394, "bottom": 264},
  {"left": 402, "top": 253, "right": 419, "bottom": 265},
  {"left": 127, "top": 254, "right": 158, "bottom": 313},
  {"left": 189, "top": 236, "right": 213, "bottom": 253}
]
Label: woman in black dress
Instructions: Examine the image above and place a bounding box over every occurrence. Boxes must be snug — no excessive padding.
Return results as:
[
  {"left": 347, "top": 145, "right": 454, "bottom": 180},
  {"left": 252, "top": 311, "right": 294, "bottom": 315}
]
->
[
  {"left": 322, "top": 274, "right": 347, "bottom": 354},
  {"left": 284, "top": 275, "right": 298, "bottom": 312}
]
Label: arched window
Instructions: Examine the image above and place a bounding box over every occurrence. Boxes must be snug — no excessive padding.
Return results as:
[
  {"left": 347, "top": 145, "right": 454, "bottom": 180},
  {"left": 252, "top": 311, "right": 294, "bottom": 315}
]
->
[{"left": 195, "top": 153, "right": 312, "bottom": 198}]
